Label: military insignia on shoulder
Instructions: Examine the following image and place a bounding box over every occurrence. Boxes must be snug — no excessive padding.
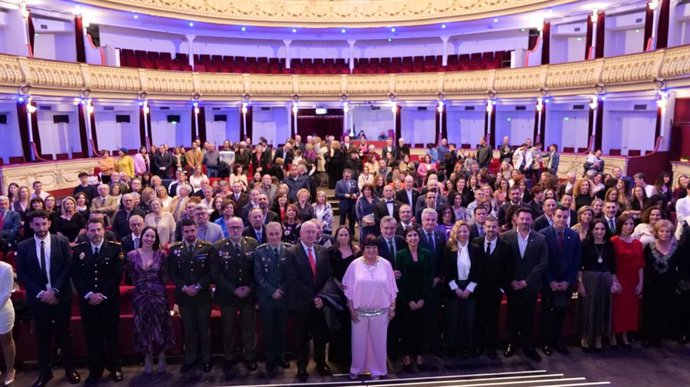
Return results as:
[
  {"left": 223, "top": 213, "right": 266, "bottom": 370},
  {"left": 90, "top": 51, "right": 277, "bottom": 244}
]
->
[
  {"left": 79, "top": 252, "right": 85, "bottom": 260},
  {"left": 74, "top": 241, "right": 86, "bottom": 246},
  {"left": 109, "top": 240, "right": 121, "bottom": 245}
]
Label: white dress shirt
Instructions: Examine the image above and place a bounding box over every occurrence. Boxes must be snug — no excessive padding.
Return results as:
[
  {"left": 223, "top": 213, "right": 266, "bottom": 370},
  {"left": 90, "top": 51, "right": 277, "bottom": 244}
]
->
[
  {"left": 449, "top": 242, "right": 477, "bottom": 293},
  {"left": 517, "top": 231, "right": 530, "bottom": 258}
]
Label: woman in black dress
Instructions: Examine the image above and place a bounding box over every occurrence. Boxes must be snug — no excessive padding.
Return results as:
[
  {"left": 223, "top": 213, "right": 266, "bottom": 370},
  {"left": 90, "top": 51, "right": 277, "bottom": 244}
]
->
[
  {"left": 327, "top": 141, "right": 346, "bottom": 189},
  {"left": 281, "top": 204, "right": 301, "bottom": 245},
  {"left": 328, "top": 225, "right": 361, "bottom": 367},
  {"left": 53, "top": 196, "right": 86, "bottom": 245}
]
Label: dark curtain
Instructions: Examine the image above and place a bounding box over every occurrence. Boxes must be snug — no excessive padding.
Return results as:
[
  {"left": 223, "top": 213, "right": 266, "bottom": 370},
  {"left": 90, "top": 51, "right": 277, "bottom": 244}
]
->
[
  {"left": 585, "top": 14, "right": 593, "bottom": 59},
  {"left": 657, "top": 0, "right": 670, "bottom": 49},
  {"left": 28, "top": 11, "right": 34, "bottom": 56},
  {"left": 30, "top": 100, "right": 42, "bottom": 157},
  {"left": 483, "top": 109, "right": 489, "bottom": 142},
  {"left": 440, "top": 106, "right": 447, "bottom": 140},
  {"left": 594, "top": 100, "right": 604, "bottom": 151},
  {"left": 539, "top": 106, "right": 546, "bottom": 147},
  {"left": 587, "top": 107, "right": 595, "bottom": 150},
  {"left": 541, "top": 21, "right": 551, "bottom": 65},
  {"left": 89, "top": 104, "right": 99, "bottom": 153},
  {"left": 198, "top": 106, "right": 207, "bottom": 144},
  {"left": 239, "top": 109, "right": 246, "bottom": 140},
  {"left": 595, "top": 12, "right": 606, "bottom": 58},
  {"left": 191, "top": 106, "right": 197, "bottom": 142},
  {"left": 75, "top": 16, "right": 86, "bottom": 63},
  {"left": 77, "top": 104, "right": 89, "bottom": 156},
  {"left": 395, "top": 105, "right": 401, "bottom": 141},
  {"left": 16, "top": 102, "right": 30, "bottom": 162},
  {"left": 489, "top": 107, "right": 496, "bottom": 148},
  {"left": 245, "top": 106, "right": 253, "bottom": 142},
  {"left": 532, "top": 109, "right": 539, "bottom": 145},
  {"left": 138, "top": 106, "right": 146, "bottom": 149},
  {"left": 644, "top": 6, "right": 654, "bottom": 51},
  {"left": 297, "top": 109, "right": 344, "bottom": 139},
  {"left": 655, "top": 106, "right": 662, "bottom": 139},
  {"left": 290, "top": 108, "right": 295, "bottom": 138}
]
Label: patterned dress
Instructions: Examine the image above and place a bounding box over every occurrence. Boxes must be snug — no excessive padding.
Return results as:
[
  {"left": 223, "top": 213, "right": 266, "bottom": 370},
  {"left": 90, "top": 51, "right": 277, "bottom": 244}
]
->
[{"left": 126, "top": 249, "right": 175, "bottom": 354}]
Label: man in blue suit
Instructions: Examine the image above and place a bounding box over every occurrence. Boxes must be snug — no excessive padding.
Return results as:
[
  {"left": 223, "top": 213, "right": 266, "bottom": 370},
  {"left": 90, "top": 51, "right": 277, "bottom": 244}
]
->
[
  {"left": 334, "top": 169, "right": 359, "bottom": 235},
  {"left": 0, "top": 196, "right": 21, "bottom": 251},
  {"left": 539, "top": 206, "right": 581, "bottom": 356}
]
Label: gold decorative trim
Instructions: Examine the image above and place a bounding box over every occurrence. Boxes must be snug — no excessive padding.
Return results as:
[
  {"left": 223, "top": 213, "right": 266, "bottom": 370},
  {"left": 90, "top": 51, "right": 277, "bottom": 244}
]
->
[
  {"left": 2, "top": 46, "right": 690, "bottom": 100},
  {"left": 74, "top": 0, "right": 577, "bottom": 27}
]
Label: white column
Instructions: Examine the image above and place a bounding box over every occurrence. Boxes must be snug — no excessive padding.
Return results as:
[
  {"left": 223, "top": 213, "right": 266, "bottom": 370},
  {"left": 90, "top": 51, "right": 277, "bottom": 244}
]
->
[
  {"left": 343, "top": 102, "right": 350, "bottom": 135},
  {"left": 283, "top": 40, "right": 292, "bottom": 69},
  {"left": 186, "top": 34, "right": 196, "bottom": 68},
  {"left": 292, "top": 103, "right": 299, "bottom": 135},
  {"left": 26, "top": 98, "right": 35, "bottom": 161},
  {"left": 193, "top": 102, "right": 200, "bottom": 140},
  {"left": 440, "top": 35, "right": 449, "bottom": 67},
  {"left": 142, "top": 100, "right": 150, "bottom": 148},
  {"left": 83, "top": 99, "right": 93, "bottom": 157},
  {"left": 590, "top": 10, "right": 598, "bottom": 59},
  {"left": 649, "top": 1, "right": 661, "bottom": 50},
  {"left": 348, "top": 40, "right": 356, "bottom": 73}
]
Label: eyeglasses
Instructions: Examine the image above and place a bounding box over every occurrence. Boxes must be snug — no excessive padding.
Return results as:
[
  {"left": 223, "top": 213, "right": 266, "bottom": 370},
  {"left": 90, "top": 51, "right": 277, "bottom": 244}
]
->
[{"left": 228, "top": 226, "right": 243, "bottom": 230}]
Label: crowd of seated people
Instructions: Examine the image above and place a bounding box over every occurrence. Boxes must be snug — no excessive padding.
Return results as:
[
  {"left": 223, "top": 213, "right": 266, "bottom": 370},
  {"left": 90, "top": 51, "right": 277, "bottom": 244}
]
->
[{"left": 0, "top": 133, "right": 689, "bottom": 386}]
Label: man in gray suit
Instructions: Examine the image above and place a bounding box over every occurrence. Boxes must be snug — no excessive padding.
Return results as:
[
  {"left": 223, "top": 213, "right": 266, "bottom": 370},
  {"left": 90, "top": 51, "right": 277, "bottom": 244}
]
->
[
  {"left": 501, "top": 206, "right": 548, "bottom": 362},
  {"left": 194, "top": 203, "right": 224, "bottom": 243},
  {"left": 253, "top": 222, "right": 290, "bottom": 372}
]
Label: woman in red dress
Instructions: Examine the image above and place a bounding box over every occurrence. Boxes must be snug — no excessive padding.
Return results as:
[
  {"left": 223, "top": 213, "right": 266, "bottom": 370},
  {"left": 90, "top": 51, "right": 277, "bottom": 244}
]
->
[{"left": 611, "top": 212, "right": 644, "bottom": 347}]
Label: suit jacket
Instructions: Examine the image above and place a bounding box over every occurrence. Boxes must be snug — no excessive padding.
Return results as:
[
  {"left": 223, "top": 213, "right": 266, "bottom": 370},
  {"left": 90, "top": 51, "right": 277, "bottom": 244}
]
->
[
  {"left": 442, "top": 242, "right": 481, "bottom": 297},
  {"left": 263, "top": 210, "right": 279, "bottom": 224},
  {"left": 497, "top": 201, "right": 522, "bottom": 226},
  {"left": 334, "top": 179, "right": 359, "bottom": 210},
  {"left": 167, "top": 240, "right": 215, "bottom": 306},
  {"left": 533, "top": 214, "right": 553, "bottom": 232},
  {"left": 229, "top": 192, "right": 249, "bottom": 216},
  {"left": 0, "top": 210, "right": 21, "bottom": 246},
  {"left": 112, "top": 208, "right": 145, "bottom": 241},
  {"left": 76, "top": 230, "right": 116, "bottom": 244},
  {"left": 415, "top": 204, "right": 447, "bottom": 224},
  {"left": 213, "top": 237, "right": 258, "bottom": 306},
  {"left": 120, "top": 233, "right": 137, "bottom": 254},
  {"left": 167, "top": 196, "right": 189, "bottom": 221},
  {"left": 395, "top": 189, "right": 419, "bottom": 213},
  {"left": 471, "top": 236, "right": 512, "bottom": 298},
  {"left": 315, "top": 234, "right": 336, "bottom": 248},
  {"left": 16, "top": 234, "right": 73, "bottom": 304},
  {"left": 253, "top": 242, "right": 289, "bottom": 308},
  {"left": 185, "top": 149, "right": 204, "bottom": 168},
  {"left": 197, "top": 221, "right": 224, "bottom": 243},
  {"left": 243, "top": 226, "right": 267, "bottom": 245},
  {"left": 284, "top": 243, "right": 332, "bottom": 311},
  {"left": 539, "top": 227, "right": 581, "bottom": 286},
  {"left": 241, "top": 202, "right": 261, "bottom": 225},
  {"left": 501, "top": 229, "right": 548, "bottom": 292},
  {"left": 417, "top": 227, "right": 447, "bottom": 277},
  {"left": 71, "top": 240, "right": 124, "bottom": 300},
  {"left": 90, "top": 195, "right": 119, "bottom": 225},
  {"left": 376, "top": 234, "right": 407, "bottom": 264},
  {"left": 374, "top": 199, "right": 402, "bottom": 222}
]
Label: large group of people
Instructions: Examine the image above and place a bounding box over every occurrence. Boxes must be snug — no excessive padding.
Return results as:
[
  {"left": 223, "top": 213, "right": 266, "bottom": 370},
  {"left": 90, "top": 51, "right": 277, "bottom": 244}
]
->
[{"left": 0, "top": 132, "right": 689, "bottom": 386}]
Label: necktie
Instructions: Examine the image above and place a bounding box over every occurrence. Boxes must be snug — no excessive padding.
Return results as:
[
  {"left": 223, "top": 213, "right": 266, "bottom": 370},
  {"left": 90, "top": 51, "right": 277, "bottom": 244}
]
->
[
  {"left": 94, "top": 246, "right": 99, "bottom": 256},
  {"left": 40, "top": 241, "right": 48, "bottom": 285},
  {"left": 235, "top": 243, "right": 241, "bottom": 252},
  {"left": 273, "top": 248, "right": 279, "bottom": 259},
  {"left": 256, "top": 230, "right": 262, "bottom": 244},
  {"left": 486, "top": 241, "right": 491, "bottom": 256},
  {"left": 307, "top": 248, "right": 316, "bottom": 278},
  {"left": 609, "top": 219, "right": 615, "bottom": 232},
  {"left": 388, "top": 240, "right": 395, "bottom": 257},
  {"left": 133, "top": 237, "right": 139, "bottom": 249},
  {"left": 478, "top": 225, "right": 484, "bottom": 237},
  {"left": 427, "top": 232, "right": 435, "bottom": 251},
  {"left": 558, "top": 231, "right": 564, "bottom": 252}
]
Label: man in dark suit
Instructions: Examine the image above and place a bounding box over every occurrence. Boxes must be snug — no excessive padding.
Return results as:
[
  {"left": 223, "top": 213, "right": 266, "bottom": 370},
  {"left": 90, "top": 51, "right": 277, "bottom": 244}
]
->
[
  {"left": 476, "top": 137, "right": 492, "bottom": 168},
  {"left": 472, "top": 216, "right": 511, "bottom": 359},
  {"left": 214, "top": 217, "right": 259, "bottom": 373},
  {"left": 0, "top": 196, "right": 21, "bottom": 251},
  {"left": 417, "top": 208, "right": 447, "bottom": 354},
  {"left": 559, "top": 193, "right": 578, "bottom": 227},
  {"left": 168, "top": 218, "right": 215, "bottom": 373},
  {"left": 313, "top": 219, "right": 335, "bottom": 247},
  {"left": 253, "top": 222, "right": 290, "bottom": 372},
  {"left": 243, "top": 208, "right": 267, "bottom": 245},
  {"left": 71, "top": 218, "right": 124, "bottom": 386},
  {"left": 240, "top": 189, "right": 261, "bottom": 225},
  {"left": 539, "top": 206, "right": 581, "bottom": 356},
  {"left": 16, "top": 210, "right": 81, "bottom": 387},
  {"left": 334, "top": 169, "right": 359, "bottom": 236},
  {"left": 469, "top": 206, "right": 489, "bottom": 241},
  {"left": 394, "top": 138, "right": 410, "bottom": 161},
  {"left": 153, "top": 144, "right": 174, "bottom": 179},
  {"left": 395, "top": 175, "right": 419, "bottom": 214},
  {"left": 257, "top": 193, "right": 279, "bottom": 224},
  {"left": 501, "top": 206, "right": 548, "bottom": 362},
  {"left": 381, "top": 137, "right": 395, "bottom": 159},
  {"left": 396, "top": 204, "right": 416, "bottom": 236},
  {"left": 284, "top": 221, "right": 333, "bottom": 382},
  {"left": 415, "top": 190, "right": 447, "bottom": 224},
  {"left": 533, "top": 198, "right": 557, "bottom": 231},
  {"left": 111, "top": 193, "right": 145, "bottom": 240},
  {"left": 527, "top": 185, "right": 545, "bottom": 218},
  {"left": 497, "top": 186, "right": 523, "bottom": 227},
  {"left": 376, "top": 216, "right": 407, "bottom": 266},
  {"left": 73, "top": 172, "right": 97, "bottom": 200},
  {"left": 498, "top": 136, "right": 514, "bottom": 165},
  {"left": 374, "top": 185, "right": 401, "bottom": 222},
  {"left": 229, "top": 181, "right": 249, "bottom": 216}
]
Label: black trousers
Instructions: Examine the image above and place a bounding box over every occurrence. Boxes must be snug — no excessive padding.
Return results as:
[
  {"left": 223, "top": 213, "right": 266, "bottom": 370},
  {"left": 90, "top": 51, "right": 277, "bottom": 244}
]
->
[
  {"left": 402, "top": 304, "right": 427, "bottom": 356},
  {"left": 475, "top": 291, "right": 502, "bottom": 352},
  {"left": 541, "top": 290, "right": 571, "bottom": 346},
  {"left": 506, "top": 289, "right": 538, "bottom": 349},
  {"left": 259, "top": 307, "right": 288, "bottom": 364},
  {"left": 220, "top": 303, "right": 257, "bottom": 361},
  {"left": 179, "top": 304, "right": 212, "bottom": 364},
  {"left": 339, "top": 202, "right": 356, "bottom": 235},
  {"left": 79, "top": 298, "right": 120, "bottom": 374},
  {"left": 291, "top": 307, "right": 329, "bottom": 370},
  {"left": 29, "top": 300, "right": 75, "bottom": 372},
  {"left": 643, "top": 280, "right": 674, "bottom": 343},
  {"left": 445, "top": 294, "right": 476, "bottom": 352}
]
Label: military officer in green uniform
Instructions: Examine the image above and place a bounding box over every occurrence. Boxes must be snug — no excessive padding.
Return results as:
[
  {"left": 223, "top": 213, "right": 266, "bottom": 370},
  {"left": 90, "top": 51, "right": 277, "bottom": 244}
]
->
[
  {"left": 167, "top": 218, "right": 216, "bottom": 373},
  {"left": 213, "top": 216, "right": 259, "bottom": 373},
  {"left": 253, "top": 221, "right": 291, "bottom": 372},
  {"left": 71, "top": 218, "right": 124, "bottom": 386}
]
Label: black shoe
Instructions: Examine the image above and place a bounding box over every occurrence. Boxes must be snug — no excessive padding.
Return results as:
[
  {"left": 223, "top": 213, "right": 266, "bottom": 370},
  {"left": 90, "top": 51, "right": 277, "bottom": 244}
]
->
[
  {"left": 553, "top": 343, "right": 570, "bottom": 355},
  {"left": 266, "top": 362, "right": 276, "bottom": 372},
  {"left": 278, "top": 359, "right": 290, "bottom": 369},
  {"left": 245, "top": 360, "right": 258, "bottom": 371},
  {"left": 65, "top": 368, "right": 80, "bottom": 384},
  {"left": 84, "top": 373, "right": 101, "bottom": 387},
  {"left": 202, "top": 363, "right": 212, "bottom": 372},
  {"left": 542, "top": 345, "right": 553, "bottom": 357},
  {"left": 316, "top": 364, "right": 332, "bottom": 377},
  {"left": 222, "top": 360, "right": 236, "bottom": 372},
  {"left": 524, "top": 348, "right": 542, "bottom": 362},
  {"left": 503, "top": 344, "right": 515, "bottom": 358},
  {"left": 110, "top": 369, "right": 124, "bottom": 382},
  {"left": 487, "top": 350, "right": 497, "bottom": 359},
  {"left": 296, "top": 369, "right": 308, "bottom": 382},
  {"left": 32, "top": 370, "right": 53, "bottom": 387},
  {"left": 180, "top": 362, "right": 195, "bottom": 374}
]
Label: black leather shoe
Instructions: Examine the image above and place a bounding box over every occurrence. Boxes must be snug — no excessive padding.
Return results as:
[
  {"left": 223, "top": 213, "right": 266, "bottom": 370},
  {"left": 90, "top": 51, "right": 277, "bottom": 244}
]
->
[
  {"left": 202, "top": 363, "right": 212, "bottom": 372},
  {"left": 65, "top": 368, "right": 81, "bottom": 384},
  {"left": 542, "top": 345, "right": 553, "bottom": 356},
  {"left": 503, "top": 344, "right": 514, "bottom": 358},
  {"left": 245, "top": 360, "right": 258, "bottom": 371},
  {"left": 316, "top": 364, "right": 332, "bottom": 377},
  {"left": 524, "top": 348, "right": 542, "bottom": 362},
  {"left": 222, "top": 360, "right": 237, "bottom": 372},
  {"left": 278, "top": 359, "right": 290, "bottom": 369},
  {"left": 554, "top": 343, "right": 570, "bottom": 355},
  {"left": 32, "top": 370, "right": 53, "bottom": 387},
  {"left": 110, "top": 369, "right": 124, "bottom": 382},
  {"left": 84, "top": 374, "right": 101, "bottom": 387},
  {"left": 266, "top": 362, "right": 276, "bottom": 372},
  {"left": 180, "top": 362, "right": 195, "bottom": 374},
  {"left": 296, "top": 369, "right": 308, "bottom": 382}
]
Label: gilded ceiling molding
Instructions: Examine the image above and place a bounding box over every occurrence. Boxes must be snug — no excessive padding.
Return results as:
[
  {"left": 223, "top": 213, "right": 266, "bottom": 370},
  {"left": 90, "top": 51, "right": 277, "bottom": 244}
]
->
[
  {"left": 3, "top": 45, "right": 690, "bottom": 100},
  {"left": 74, "top": 0, "right": 578, "bottom": 27}
]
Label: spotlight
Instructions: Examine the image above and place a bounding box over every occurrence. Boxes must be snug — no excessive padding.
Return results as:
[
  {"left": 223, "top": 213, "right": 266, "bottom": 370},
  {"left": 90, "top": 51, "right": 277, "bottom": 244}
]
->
[
  {"left": 241, "top": 26, "right": 246, "bottom": 32},
  {"left": 133, "top": 14, "right": 139, "bottom": 19},
  {"left": 441, "top": 24, "right": 446, "bottom": 29},
  {"left": 292, "top": 28, "right": 297, "bottom": 33},
  {"left": 189, "top": 22, "right": 194, "bottom": 27},
  {"left": 390, "top": 27, "right": 396, "bottom": 32},
  {"left": 341, "top": 28, "right": 346, "bottom": 33}
]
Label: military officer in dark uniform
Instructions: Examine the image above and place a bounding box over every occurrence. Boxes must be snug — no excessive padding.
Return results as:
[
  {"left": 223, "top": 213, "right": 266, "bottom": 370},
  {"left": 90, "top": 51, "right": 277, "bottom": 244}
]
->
[
  {"left": 213, "top": 216, "right": 259, "bottom": 373},
  {"left": 71, "top": 218, "right": 124, "bottom": 387},
  {"left": 253, "top": 221, "right": 291, "bottom": 372},
  {"left": 167, "top": 218, "right": 215, "bottom": 373}
]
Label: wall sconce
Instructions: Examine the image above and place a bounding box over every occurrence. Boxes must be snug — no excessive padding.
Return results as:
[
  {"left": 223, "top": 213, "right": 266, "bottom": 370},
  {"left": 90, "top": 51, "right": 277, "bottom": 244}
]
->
[
  {"left": 536, "top": 97, "right": 544, "bottom": 112},
  {"left": 86, "top": 99, "right": 94, "bottom": 114},
  {"left": 390, "top": 104, "right": 397, "bottom": 113},
  {"left": 657, "top": 91, "right": 668, "bottom": 109},
  {"left": 588, "top": 96, "right": 598, "bottom": 110},
  {"left": 486, "top": 99, "right": 494, "bottom": 113},
  {"left": 291, "top": 103, "right": 299, "bottom": 115},
  {"left": 437, "top": 100, "right": 445, "bottom": 113},
  {"left": 19, "top": 1, "right": 29, "bottom": 19},
  {"left": 241, "top": 102, "right": 249, "bottom": 115},
  {"left": 343, "top": 101, "right": 350, "bottom": 113},
  {"left": 648, "top": 0, "right": 659, "bottom": 11}
]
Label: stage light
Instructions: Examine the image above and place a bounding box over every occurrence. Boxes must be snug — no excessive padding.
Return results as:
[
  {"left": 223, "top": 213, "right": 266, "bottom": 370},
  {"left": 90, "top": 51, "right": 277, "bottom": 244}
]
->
[
  {"left": 648, "top": 0, "right": 659, "bottom": 11},
  {"left": 493, "top": 18, "right": 499, "bottom": 23},
  {"left": 292, "top": 28, "right": 297, "bottom": 33},
  {"left": 589, "top": 96, "right": 598, "bottom": 110},
  {"left": 189, "top": 22, "right": 194, "bottom": 27},
  {"left": 387, "top": 38, "right": 392, "bottom": 42},
  {"left": 437, "top": 100, "right": 444, "bottom": 113},
  {"left": 73, "top": 98, "right": 81, "bottom": 106},
  {"left": 343, "top": 102, "right": 350, "bottom": 113},
  {"left": 441, "top": 24, "right": 446, "bottom": 29},
  {"left": 390, "top": 27, "right": 396, "bottom": 32},
  {"left": 241, "top": 26, "right": 246, "bottom": 32},
  {"left": 292, "top": 103, "right": 299, "bottom": 114},
  {"left": 341, "top": 28, "right": 346, "bottom": 34},
  {"left": 241, "top": 102, "right": 249, "bottom": 115},
  {"left": 133, "top": 14, "right": 139, "bottom": 19},
  {"left": 536, "top": 97, "right": 544, "bottom": 112}
]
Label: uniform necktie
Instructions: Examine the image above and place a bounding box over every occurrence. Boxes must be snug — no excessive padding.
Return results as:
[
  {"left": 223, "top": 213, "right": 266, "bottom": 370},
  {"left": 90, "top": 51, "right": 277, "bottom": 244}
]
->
[
  {"left": 307, "top": 248, "right": 316, "bottom": 278},
  {"left": 273, "top": 248, "right": 279, "bottom": 259},
  {"left": 486, "top": 241, "right": 491, "bottom": 256},
  {"left": 94, "top": 246, "right": 99, "bottom": 256},
  {"left": 478, "top": 225, "right": 484, "bottom": 237},
  {"left": 40, "top": 241, "right": 48, "bottom": 285},
  {"left": 256, "top": 231, "right": 262, "bottom": 244}
]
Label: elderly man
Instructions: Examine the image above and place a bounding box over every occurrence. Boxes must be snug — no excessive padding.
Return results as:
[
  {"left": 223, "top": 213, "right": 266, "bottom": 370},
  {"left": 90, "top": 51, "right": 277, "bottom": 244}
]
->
[
  {"left": 90, "top": 184, "right": 118, "bottom": 226},
  {"left": 259, "top": 174, "right": 278, "bottom": 204},
  {"left": 112, "top": 193, "right": 145, "bottom": 240},
  {"left": 243, "top": 208, "right": 267, "bottom": 245},
  {"left": 195, "top": 203, "right": 224, "bottom": 243},
  {"left": 168, "top": 184, "right": 192, "bottom": 221}
]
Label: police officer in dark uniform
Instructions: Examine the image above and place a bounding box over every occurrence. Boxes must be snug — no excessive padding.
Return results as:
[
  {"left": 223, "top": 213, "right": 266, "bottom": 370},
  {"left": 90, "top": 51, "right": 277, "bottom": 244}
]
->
[
  {"left": 253, "top": 221, "right": 291, "bottom": 372},
  {"left": 71, "top": 218, "right": 124, "bottom": 387},
  {"left": 213, "top": 216, "right": 259, "bottom": 373},
  {"left": 167, "top": 218, "right": 215, "bottom": 373}
]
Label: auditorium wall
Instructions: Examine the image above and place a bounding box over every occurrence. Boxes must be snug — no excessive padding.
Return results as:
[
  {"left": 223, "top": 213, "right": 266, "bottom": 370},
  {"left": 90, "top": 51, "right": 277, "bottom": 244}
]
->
[
  {"left": 99, "top": 25, "right": 181, "bottom": 57},
  {"left": 32, "top": 17, "right": 77, "bottom": 62},
  {"left": 206, "top": 107, "right": 242, "bottom": 146},
  {"left": 545, "top": 106, "right": 589, "bottom": 152},
  {"left": 36, "top": 108, "right": 81, "bottom": 158},
  {"left": 94, "top": 109, "right": 142, "bottom": 152},
  {"left": 252, "top": 106, "right": 287, "bottom": 146},
  {"left": 447, "top": 108, "right": 485, "bottom": 148},
  {"left": 150, "top": 108, "right": 191, "bottom": 148},
  {"left": 0, "top": 102, "right": 22, "bottom": 163},
  {"left": 401, "top": 107, "right": 436, "bottom": 146},
  {"left": 603, "top": 11, "right": 646, "bottom": 57},
  {"left": 495, "top": 105, "right": 536, "bottom": 146},
  {"left": 352, "top": 107, "right": 395, "bottom": 142},
  {"left": 602, "top": 100, "right": 657, "bottom": 155}
]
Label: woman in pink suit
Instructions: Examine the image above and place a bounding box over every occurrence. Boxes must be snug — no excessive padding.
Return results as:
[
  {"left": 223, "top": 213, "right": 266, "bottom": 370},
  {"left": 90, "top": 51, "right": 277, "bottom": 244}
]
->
[{"left": 342, "top": 235, "right": 398, "bottom": 381}]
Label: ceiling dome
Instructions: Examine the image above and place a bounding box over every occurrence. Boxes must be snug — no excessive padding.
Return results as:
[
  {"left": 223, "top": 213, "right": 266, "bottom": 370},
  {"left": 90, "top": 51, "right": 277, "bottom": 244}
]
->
[{"left": 75, "top": 0, "right": 577, "bottom": 27}]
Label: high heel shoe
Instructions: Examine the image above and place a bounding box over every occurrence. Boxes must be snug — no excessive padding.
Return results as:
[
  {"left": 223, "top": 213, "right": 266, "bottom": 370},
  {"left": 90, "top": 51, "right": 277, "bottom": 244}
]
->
[{"left": 3, "top": 369, "right": 15, "bottom": 386}]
